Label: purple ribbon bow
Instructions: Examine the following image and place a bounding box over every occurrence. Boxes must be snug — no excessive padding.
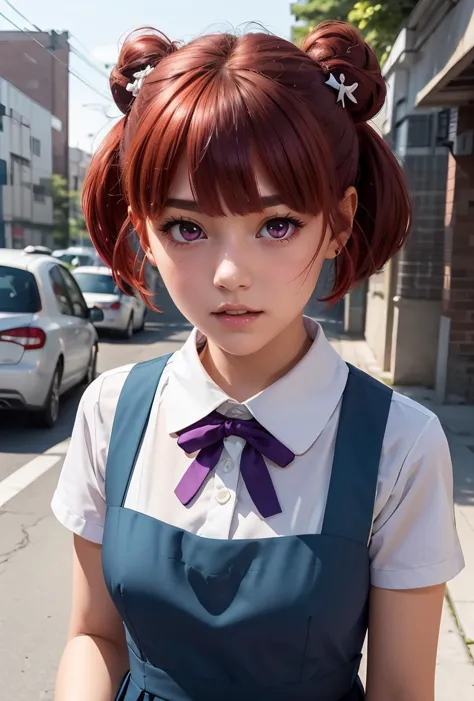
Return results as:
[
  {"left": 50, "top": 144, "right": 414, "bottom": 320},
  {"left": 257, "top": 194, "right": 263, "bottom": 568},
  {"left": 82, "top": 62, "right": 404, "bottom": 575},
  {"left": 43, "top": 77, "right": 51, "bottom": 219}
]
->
[{"left": 175, "top": 411, "right": 295, "bottom": 518}]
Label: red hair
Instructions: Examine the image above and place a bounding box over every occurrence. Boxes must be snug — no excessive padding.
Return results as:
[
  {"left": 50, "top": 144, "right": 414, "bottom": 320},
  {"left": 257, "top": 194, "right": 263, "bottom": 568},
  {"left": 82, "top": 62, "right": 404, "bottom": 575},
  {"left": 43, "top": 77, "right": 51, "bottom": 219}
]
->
[{"left": 83, "top": 21, "right": 411, "bottom": 305}]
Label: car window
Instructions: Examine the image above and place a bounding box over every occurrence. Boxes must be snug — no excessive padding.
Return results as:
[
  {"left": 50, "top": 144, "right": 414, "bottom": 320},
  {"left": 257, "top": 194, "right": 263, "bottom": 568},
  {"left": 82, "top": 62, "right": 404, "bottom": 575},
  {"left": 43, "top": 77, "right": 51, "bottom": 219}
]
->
[
  {"left": 76, "top": 254, "right": 95, "bottom": 266},
  {"left": 0, "top": 265, "right": 42, "bottom": 313},
  {"left": 58, "top": 267, "right": 89, "bottom": 319},
  {"left": 56, "top": 253, "right": 94, "bottom": 265},
  {"left": 49, "top": 266, "right": 73, "bottom": 316},
  {"left": 55, "top": 253, "right": 74, "bottom": 263},
  {"left": 74, "top": 272, "right": 119, "bottom": 295}
]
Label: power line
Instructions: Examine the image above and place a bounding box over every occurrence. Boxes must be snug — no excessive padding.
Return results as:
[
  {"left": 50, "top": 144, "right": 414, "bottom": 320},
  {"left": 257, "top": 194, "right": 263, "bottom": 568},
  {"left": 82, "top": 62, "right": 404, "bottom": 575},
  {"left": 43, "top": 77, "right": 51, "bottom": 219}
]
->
[
  {"left": 69, "top": 32, "right": 94, "bottom": 56},
  {"left": 2, "top": 0, "right": 40, "bottom": 31},
  {"left": 3, "top": 0, "right": 111, "bottom": 80},
  {"left": 4, "top": 1, "right": 110, "bottom": 80},
  {"left": 69, "top": 33, "right": 115, "bottom": 73},
  {"left": 70, "top": 45, "right": 109, "bottom": 80},
  {"left": 69, "top": 32, "right": 112, "bottom": 79},
  {"left": 0, "top": 7, "right": 111, "bottom": 101},
  {"left": 69, "top": 32, "right": 101, "bottom": 62}
]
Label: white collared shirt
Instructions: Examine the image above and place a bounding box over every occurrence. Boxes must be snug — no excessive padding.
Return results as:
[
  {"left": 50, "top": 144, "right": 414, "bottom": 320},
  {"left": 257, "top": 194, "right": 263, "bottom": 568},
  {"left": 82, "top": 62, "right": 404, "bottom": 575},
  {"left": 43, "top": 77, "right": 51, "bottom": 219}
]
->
[{"left": 52, "top": 318, "right": 464, "bottom": 589}]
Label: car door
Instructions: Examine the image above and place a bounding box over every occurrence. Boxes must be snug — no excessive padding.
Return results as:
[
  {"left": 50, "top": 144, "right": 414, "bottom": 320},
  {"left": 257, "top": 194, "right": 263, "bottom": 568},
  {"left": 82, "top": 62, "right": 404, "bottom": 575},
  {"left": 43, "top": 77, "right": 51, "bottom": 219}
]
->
[
  {"left": 48, "top": 264, "right": 78, "bottom": 384},
  {"left": 57, "top": 266, "right": 94, "bottom": 379},
  {"left": 132, "top": 291, "right": 145, "bottom": 328}
]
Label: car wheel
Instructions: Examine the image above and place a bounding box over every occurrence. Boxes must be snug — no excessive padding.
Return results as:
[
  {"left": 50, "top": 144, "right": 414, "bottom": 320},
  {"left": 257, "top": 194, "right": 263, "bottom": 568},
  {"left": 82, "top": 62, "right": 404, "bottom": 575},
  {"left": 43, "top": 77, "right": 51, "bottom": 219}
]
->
[
  {"left": 137, "top": 308, "right": 147, "bottom": 333},
  {"left": 31, "top": 364, "right": 61, "bottom": 429},
  {"left": 83, "top": 344, "right": 98, "bottom": 386},
  {"left": 122, "top": 313, "right": 134, "bottom": 339}
]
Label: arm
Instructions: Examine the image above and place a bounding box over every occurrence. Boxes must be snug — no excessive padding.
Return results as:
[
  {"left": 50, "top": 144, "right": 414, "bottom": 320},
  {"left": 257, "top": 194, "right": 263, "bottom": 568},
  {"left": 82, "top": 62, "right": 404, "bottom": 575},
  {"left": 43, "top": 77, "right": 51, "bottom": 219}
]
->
[
  {"left": 55, "top": 534, "right": 129, "bottom": 701},
  {"left": 366, "top": 414, "right": 464, "bottom": 699},
  {"left": 365, "top": 583, "right": 445, "bottom": 701}
]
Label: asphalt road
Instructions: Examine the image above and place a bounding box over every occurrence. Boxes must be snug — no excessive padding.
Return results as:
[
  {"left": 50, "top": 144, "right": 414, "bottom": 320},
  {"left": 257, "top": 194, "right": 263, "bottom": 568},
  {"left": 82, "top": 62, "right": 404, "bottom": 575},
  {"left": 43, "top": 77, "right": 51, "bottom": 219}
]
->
[{"left": 0, "top": 299, "right": 191, "bottom": 700}]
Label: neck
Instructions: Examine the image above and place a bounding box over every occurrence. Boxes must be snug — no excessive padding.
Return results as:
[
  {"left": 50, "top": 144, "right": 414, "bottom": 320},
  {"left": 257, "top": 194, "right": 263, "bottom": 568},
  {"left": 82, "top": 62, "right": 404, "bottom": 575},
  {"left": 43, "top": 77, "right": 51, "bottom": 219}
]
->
[{"left": 200, "top": 316, "right": 312, "bottom": 402}]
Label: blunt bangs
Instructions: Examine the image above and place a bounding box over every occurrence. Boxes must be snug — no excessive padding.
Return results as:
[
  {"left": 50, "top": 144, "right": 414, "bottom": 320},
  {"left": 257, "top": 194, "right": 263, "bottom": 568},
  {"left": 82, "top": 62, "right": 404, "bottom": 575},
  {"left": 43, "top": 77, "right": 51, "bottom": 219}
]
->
[
  {"left": 125, "top": 57, "right": 340, "bottom": 221},
  {"left": 84, "top": 27, "right": 411, "bottom": 306}
]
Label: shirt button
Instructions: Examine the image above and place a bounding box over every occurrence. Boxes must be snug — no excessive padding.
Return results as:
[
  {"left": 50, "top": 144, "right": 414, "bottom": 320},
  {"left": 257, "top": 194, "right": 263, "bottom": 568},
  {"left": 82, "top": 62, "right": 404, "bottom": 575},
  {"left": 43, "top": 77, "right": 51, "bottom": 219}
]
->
[
  {"left": 216, "top": 488, "right": 231, "bottom": 505},
  {"left": 221, "top": 459, "right": 233, "bottom": 473}
]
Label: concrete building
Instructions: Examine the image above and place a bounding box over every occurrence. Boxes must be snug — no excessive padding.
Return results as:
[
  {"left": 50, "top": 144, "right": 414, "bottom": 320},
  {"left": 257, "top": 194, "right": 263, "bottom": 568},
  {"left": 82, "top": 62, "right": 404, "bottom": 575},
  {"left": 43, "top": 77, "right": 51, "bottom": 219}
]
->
[
  {"left": 68, "top": 147, "right": 91, "bottom": 246},
  {"left": 0, "top": 30, "right": 69, "bottom": 182},
  {"left": 0, "top": 78, "right": 54, "bottom": 249},
  {"left": 364, "top": 0, "right": 474, "bottom": 403},
  {"left": 69, "top": 147, "right": 90, "bottom": 196}
]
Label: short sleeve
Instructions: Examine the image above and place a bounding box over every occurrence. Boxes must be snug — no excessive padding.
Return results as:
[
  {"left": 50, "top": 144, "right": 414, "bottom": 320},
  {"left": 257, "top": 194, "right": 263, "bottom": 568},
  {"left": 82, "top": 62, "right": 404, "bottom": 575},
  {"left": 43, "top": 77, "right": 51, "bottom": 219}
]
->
[
  {"left": 51, "top": 377, "right": 108, "bottom": 544},
  {"left": 370, "top": 415, "right": 464, "bottom": 589}
]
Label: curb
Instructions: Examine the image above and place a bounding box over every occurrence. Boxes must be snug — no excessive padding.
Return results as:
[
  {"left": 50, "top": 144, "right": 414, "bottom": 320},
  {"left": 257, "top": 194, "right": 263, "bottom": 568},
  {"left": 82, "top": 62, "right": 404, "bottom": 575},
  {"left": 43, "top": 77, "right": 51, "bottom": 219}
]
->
[{"left": 446, "top": 587, "right": 474, "bottom": 663}]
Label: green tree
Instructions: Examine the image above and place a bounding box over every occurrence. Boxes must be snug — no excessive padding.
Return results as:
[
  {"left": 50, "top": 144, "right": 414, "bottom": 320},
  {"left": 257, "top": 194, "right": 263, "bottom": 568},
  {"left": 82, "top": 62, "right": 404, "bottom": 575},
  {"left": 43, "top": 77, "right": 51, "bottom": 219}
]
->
[
  {"left": 51, "top": 174, "right": 90, "bottom": 247},
  {"left": 69, "top": 189, "right": 89, "bottom": 246},
  {"left": 291, "top": 0, "right": 417, "bottom": 64}
]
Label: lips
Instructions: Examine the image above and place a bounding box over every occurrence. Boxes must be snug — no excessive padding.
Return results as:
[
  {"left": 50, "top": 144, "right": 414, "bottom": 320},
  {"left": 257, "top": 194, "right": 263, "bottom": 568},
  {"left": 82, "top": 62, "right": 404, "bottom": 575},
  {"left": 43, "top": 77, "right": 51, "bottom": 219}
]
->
[
  {"left": 221, "top": 310, "right": 251, "bottom": 315},
  {"left": 211, "top": 306, "right": 263, "bottom": 328},
  {"left": 213, "top": 304, "right": 262, "bottom": 315}
]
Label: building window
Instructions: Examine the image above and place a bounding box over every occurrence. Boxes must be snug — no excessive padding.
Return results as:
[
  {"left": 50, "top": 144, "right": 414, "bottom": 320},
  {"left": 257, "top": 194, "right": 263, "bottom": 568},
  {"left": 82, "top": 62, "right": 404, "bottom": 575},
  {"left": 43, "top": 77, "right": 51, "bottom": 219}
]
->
[
  {"left": 10, "top": 154, "right": 30, "bottom": 186},
  {"left": 0, "top": 103, "right": 5, "bottom": 132},
  {"left": 407, "top": 115, "right": 434, "bottom": 148},
  {"left": 33, "top": 184, "right": 46, "bottom": 203},
  {"left": 30, "top": 137, "right": 41, "bottom": 157},
  {"left": 40, "top": 177, "right": 53, "bottom": 197},
  {"left": 393, "top": 122, "right": 403, "bottom": 153},
  {"left": 436, "top": 110, "right": 451, "bottom": 144}
]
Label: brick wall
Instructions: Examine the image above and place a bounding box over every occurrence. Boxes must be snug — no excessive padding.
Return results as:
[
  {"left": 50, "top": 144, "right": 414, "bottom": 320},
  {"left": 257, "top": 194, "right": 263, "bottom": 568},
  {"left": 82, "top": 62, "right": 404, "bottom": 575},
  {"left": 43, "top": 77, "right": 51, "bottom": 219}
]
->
[
  {"left": 0, "top": 31, "right": 69, "bottom": 179},
  {"left": 443, "top": 106, "right": 474, "bottom": 401},
  {"left": 397, "top": 152, "right": 448, "bottom": 300}
]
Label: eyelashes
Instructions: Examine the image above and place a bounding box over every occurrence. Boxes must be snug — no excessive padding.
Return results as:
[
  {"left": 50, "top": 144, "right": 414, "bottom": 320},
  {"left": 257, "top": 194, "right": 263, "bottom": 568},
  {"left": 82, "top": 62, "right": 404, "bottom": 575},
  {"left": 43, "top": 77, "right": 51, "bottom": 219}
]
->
[{"left": 156, "top": 213, "right": 306, "bottom": 247}]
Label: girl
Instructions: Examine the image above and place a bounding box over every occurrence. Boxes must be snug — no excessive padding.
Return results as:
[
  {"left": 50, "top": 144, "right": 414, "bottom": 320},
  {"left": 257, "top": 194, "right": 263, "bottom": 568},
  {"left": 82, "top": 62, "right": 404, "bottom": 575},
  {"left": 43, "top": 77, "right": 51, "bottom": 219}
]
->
[{"left": 52, "top": 20, "right": 464, "bottom": 701}]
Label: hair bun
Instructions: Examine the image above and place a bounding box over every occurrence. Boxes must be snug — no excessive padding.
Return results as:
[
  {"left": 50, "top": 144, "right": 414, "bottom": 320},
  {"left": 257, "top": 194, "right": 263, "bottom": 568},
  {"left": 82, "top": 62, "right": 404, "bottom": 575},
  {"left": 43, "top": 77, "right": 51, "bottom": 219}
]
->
[
  {"left": 110, "top": 28, "right": 178, "bottom": 114},
  {"left": 302, "top": 20, "right": 385, "bottom": 123}
]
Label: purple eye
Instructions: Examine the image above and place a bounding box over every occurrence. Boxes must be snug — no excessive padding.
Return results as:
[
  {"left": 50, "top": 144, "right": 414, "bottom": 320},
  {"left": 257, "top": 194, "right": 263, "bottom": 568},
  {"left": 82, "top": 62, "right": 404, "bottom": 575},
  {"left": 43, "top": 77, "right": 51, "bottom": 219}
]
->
[
  {"left": 169, "top": 221, "right": 205, "bottom": 243},
  {"left": 258, "top": 218, "right": 298, "bottom": 240}
]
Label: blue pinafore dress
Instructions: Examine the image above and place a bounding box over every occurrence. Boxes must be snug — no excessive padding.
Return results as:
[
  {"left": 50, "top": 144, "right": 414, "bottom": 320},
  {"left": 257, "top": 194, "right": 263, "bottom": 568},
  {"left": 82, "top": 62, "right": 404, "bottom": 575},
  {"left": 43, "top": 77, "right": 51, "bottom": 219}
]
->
[{"left": 102, "top": 355, "right": 392, "bottom": 701}]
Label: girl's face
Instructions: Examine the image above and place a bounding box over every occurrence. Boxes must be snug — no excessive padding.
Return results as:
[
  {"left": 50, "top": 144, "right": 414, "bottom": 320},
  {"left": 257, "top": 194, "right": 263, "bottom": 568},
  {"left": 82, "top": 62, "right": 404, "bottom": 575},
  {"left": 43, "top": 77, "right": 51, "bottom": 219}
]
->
[{"left": 145, "top": 160, "right": 351, "bottom": 357}]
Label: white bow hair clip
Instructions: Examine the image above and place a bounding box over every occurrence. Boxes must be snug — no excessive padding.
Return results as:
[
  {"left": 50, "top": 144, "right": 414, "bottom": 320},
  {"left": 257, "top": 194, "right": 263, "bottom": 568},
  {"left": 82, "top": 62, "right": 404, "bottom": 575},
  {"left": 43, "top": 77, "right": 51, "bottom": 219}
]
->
[
  {"left": 126, "top": 64, "right": 155, "bottom": 98},
  {"left": 325, "top": 73, "right": 358, "bottom": 108}
]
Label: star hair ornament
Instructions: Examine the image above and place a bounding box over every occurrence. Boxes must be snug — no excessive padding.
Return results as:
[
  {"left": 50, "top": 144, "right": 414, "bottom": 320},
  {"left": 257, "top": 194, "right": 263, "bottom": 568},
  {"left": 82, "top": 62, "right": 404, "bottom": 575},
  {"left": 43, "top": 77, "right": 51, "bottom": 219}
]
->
[{"left": 325, "top": 73, "right": 358, "bottom": 108}]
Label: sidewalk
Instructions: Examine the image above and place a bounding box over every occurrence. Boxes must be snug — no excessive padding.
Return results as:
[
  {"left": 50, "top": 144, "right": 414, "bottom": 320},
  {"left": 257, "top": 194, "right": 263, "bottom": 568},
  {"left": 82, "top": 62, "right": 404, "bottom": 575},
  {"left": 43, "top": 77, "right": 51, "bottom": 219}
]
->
[{"left": 321, "top": 320, "right": 474, "bottom": 694}]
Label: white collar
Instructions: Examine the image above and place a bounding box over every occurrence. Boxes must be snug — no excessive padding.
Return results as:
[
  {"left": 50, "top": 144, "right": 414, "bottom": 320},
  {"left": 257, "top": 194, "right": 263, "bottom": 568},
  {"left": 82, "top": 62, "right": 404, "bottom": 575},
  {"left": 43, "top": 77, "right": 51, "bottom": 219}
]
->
[{"left": 164, "top": 317, "right": 348, "bottom": 455}]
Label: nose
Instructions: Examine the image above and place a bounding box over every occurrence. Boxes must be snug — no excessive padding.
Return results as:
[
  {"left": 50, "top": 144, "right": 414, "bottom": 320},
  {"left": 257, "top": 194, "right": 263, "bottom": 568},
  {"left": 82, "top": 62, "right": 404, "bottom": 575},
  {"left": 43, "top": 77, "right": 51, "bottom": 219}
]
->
[{"left": 213, "top": 252, "right": 252, "bottom": 291}]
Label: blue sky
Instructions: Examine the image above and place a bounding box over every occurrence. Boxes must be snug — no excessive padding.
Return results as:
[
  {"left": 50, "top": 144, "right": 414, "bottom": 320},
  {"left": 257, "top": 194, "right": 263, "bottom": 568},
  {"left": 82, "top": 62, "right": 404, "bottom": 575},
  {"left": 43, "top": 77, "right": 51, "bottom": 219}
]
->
[{"left": 0, "top": 0, "right": 293, "bottom": 152}]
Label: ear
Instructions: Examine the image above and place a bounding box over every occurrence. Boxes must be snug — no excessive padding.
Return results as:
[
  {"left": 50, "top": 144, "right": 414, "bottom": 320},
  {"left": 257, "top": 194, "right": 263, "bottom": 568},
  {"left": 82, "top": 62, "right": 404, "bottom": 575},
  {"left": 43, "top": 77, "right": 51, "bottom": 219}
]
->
[
  {"left": 128, "top": 206, "right": 158, "bottom": 268},
  {"left": 325, "top": 186, "right": 358, "bottom": 260}
]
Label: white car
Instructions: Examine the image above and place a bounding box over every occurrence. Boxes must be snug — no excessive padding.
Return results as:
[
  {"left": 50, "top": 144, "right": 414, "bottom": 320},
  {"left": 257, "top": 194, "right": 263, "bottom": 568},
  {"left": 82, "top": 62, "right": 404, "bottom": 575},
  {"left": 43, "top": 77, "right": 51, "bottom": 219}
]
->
[
  {"left": 0, "top": 249, "right": 103, "bottom": 427},
  {"left": 73, "top": 267, "right": 147, "bottom": 338},
  {"left": 52, "top": 246, "right": 101, "bottom": 268}
]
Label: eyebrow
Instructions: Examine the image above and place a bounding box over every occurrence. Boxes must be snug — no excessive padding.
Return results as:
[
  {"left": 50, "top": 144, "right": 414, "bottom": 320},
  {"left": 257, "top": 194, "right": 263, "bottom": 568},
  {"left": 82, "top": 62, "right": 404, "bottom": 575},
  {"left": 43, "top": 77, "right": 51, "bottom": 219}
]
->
[{"left": 164, "top": 195, "right": 285, "bottom": 211}]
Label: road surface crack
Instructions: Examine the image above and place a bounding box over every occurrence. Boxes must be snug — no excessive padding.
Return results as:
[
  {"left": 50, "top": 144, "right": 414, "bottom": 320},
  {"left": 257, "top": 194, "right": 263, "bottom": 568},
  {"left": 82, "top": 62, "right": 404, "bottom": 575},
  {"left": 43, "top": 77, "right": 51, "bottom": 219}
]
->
[
  {"left": 0, "top": 508, "right": 37, "bottom": 518},
  {"left": 0, "top": 516, "right": 45, "bottom": 568}
]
